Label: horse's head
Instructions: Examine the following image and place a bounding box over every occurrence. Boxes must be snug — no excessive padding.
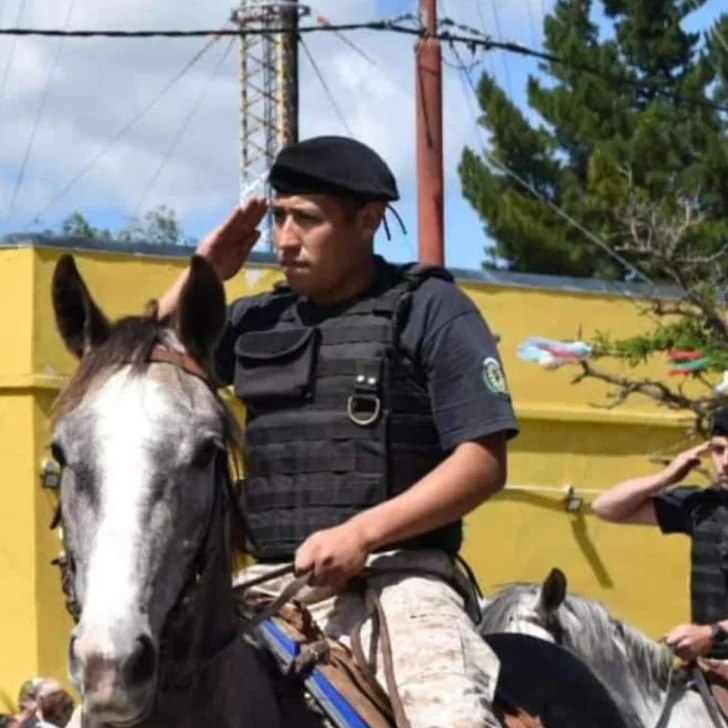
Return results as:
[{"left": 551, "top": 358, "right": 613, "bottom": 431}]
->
[
  {"left": 480, "top": 568, "right": 571, "bottom": 645},
  {"left": 50, "top": 254, "right": 236, "bottom": 724},
  {"left": 481, "top": 568, "right": 674, "bottom": 725}
]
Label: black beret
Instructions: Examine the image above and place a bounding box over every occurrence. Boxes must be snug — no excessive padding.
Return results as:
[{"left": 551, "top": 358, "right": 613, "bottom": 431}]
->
[
  {"left": 711, "top": 408, "right": 728, "bottom": 437},
  {"left": 269, "top": 135, "right": 399, "bottom": 202}
]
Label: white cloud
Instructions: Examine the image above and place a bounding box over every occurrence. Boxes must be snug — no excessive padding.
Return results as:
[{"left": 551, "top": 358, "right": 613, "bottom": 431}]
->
[{"left": 0, "top": 0, "right": 549, "bottom": 254}]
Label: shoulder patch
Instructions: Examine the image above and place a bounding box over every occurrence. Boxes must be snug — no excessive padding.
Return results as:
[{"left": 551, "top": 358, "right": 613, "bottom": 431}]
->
[{"left": 482, "top": 356, "right": 509, "bottom": 396}]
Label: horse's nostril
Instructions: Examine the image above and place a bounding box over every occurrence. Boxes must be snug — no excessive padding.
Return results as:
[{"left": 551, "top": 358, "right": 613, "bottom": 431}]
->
[{"left": 123, "top": 634, "right": 157, "bottom": 688}]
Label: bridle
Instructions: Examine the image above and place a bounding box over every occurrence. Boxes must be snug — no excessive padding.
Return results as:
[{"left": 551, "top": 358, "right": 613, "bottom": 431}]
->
[{"left": 50, "top": 343, "right": 248, "bottom": 690}]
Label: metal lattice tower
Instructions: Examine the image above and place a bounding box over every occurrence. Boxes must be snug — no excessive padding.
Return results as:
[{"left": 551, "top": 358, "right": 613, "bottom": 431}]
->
[{"left": 232, "top": 1, "right": 308, "bottom": 249}]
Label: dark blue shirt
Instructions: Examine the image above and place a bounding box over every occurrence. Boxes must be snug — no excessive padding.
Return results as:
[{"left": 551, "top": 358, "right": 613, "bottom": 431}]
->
[{"left": 214, "top": 268, "right": 519, "bottom": 452}]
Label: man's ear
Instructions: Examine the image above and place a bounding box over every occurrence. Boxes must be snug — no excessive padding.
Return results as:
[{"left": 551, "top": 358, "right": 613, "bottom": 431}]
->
[{"left": 358, "top": 201, "right": 386, "bottom": 239}]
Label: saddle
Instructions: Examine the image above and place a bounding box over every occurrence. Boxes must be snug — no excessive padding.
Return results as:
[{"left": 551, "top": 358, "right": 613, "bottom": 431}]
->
[
  {"left": 254, "top": 597, "right": 395, "bottom": 728},
  {"left": 242, "top": 587, "right": 546, "bottom": 728}
]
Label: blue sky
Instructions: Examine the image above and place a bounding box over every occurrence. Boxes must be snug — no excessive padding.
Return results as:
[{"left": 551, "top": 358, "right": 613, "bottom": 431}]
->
[{"left": 0, "top": 0, "right": 723, "bottom": 273}]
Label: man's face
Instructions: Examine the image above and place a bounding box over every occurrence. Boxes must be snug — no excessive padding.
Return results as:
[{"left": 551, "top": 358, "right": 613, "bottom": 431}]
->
[
  {"left": 271, "top": 194, "right": 383, "bottom": 300},
  {"left": 711, "top": 436, "right": 728, "bottom": 485}
]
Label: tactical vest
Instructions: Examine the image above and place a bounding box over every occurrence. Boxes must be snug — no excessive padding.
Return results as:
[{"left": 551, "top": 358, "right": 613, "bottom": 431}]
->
[
  {"left": 689, "top": 487, "right": 728, "bottom": 658},
  {"left": 232, "top": 261, "right": 461, "bottom": 561}
]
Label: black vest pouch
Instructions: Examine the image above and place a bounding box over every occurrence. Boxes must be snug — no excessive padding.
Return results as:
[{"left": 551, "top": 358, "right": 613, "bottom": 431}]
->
[{"left": 233, "top": 327, "right": 317, "bottom": 404}]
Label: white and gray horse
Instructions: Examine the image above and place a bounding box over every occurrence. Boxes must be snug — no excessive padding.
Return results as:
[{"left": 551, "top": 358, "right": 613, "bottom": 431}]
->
[
  {"left": 48, "top": 253, "right": 556, "bottom": 728},
  {"left": 479, "top": 568, "right": 720, "bottom": 728},
  {"left": 49, "top": 254, "right": 322, "bottom": 728}
]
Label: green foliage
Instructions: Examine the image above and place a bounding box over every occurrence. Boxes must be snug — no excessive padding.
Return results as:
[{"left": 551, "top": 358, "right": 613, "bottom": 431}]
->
[
  {"left": 49, "top": 206, "right": 195, "bottom": 247},
  {"left": 458, "top": 0, "right": 728, "bottom": 279}
]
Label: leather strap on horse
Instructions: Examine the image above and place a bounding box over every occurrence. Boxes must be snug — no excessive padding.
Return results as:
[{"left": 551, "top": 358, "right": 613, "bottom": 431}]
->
[
  {"left": 149, "top": 345, "right": 212, "bottom": 384},
  {"left": 690, "top": 663, "right": 728, "bottom": 728},
  {"left": 52, "top": 552, "right": 81, "bottom": 624},
  {"left": 349, "top": 577, "right": 411, "bottom": 728}
]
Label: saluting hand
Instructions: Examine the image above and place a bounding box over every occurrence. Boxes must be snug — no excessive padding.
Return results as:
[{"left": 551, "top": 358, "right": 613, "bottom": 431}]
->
[
  {"left": 196, "top": 197, "right": 268, "bottom": 281},
  {"left": 663, "top": 442, "right": 711, "bottom": 486},
  {"left": 294, "top": 521, "right": 372, "bottom": 589},
  {"left": 664, "top": 623, "right": 713, "bottom": 661}
]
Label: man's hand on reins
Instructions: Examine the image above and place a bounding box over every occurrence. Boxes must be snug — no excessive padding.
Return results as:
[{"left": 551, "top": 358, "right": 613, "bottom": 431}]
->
[
  {"left": 294, "top": 521, "right": 372, "bottom": 589},
  {"left": 665, "top": 622, "right": 714, "bottom": 661}
]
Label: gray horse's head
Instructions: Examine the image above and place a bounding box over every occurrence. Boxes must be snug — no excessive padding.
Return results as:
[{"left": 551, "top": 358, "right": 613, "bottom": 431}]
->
[
  {"left": 479, "top": 567, "right": 570, "bottom": 643},
  {"left": 480, "top": 568, "right": 673, "bottom": 724},
  {"left": 50, "top": 254, "right": 237, "bottom": 724}
]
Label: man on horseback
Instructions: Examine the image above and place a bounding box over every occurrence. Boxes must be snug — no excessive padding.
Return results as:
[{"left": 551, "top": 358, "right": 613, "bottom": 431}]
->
[
  {"left": 593, "top": 408, "right": 728, "bottom": 663},
  {"left": 157, "top": 135, "right": 519, "bottom": 727}
]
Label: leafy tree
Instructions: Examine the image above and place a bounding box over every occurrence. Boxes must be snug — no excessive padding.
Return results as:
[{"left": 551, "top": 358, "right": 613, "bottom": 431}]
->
[
  {"left": 50, "top": 206, "right": 195, "bottom": 246},
  {"left": 571, "top": 193, "right": 728, "bottom": 436},
  {"left": 458, "top": 0, "right": 728, "bottom": 279},
  {"left": 56, "top": 212, "right": 112, "bottom": 241}
]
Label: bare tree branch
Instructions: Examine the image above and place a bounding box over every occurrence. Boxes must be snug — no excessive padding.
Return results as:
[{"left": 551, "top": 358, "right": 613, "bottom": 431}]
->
[{"left": 572, "top": 361, "right": 723, "bottom": 436}]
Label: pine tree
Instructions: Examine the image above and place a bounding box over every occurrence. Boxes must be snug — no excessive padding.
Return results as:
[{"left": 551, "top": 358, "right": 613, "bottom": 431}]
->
[{"left": 458, "top": 0, "right": 728, "bottom": 280}]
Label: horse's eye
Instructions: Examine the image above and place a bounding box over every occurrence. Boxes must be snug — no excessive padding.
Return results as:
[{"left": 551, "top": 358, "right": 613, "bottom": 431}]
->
[
  {"left": 51, "top": 442, "right": 66, "bottom": 468},
  {"left": 191, "top": 439, "right": 221, "bottom": 469}
]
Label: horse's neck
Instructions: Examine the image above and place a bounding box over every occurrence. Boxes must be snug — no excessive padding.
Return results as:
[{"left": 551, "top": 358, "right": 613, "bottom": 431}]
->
[{"left": 584, "top": 634, "right": 715, "bottom": 728}]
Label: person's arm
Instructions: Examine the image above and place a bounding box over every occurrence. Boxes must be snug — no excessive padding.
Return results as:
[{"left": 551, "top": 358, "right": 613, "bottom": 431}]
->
[
  {"left": 591, "top": 442, "right": 710, "bottom": 526},
  {"left": 351, "top": 288, "right": 517, "bottom": 546},
  {"left": 295, "top": 283, "right": 518, "bottom": 585},
  {"left": 157, "top": 199, "right": 267, "bottom": 320},
  {"left": 158, "top": 268, "right": 192, "bottom": 320},
  {"left": 350, "top": 433, "right": 506, "bottom": 550}
]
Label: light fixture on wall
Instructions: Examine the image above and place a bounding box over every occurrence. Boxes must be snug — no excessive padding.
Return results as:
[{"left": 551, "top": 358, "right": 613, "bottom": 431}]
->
[
  {"left": 40, "top": 458, "right": 61, "bottom": 490},
  {"left": 564, "top": 485, "right": 584, "bottom": 513}
]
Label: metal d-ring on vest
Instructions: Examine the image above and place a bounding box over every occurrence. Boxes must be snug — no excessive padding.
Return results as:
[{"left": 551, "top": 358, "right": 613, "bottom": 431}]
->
[{"left": 347, "top": 362, "right": 383, "bottom": 427}]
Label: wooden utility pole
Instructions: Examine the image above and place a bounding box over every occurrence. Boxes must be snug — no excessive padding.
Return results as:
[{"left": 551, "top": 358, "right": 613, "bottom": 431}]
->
[{"left": 416, "top": 0, "right": 444, "bottom": 266}]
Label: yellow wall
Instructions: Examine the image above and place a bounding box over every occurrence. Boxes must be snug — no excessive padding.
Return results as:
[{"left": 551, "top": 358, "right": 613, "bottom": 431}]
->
[
  {"left": 0, "top": 249, "right": 40, "bottom": 709},
  {"left": 455, "top": 280, "right": 696, "bottom": 632},
  {"left": 0, "top": 242, "right": 704, "bottom": 702}
]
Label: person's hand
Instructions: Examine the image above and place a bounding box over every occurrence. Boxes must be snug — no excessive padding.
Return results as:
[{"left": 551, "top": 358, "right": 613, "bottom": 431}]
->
[
  {"left": 294, "top": 522, "right": 372, "bottom": 589},
  {"left": 663, "top": 442, "right": 711, "bottom": 485},
  {"left": 196, "top": 197, "right": 267, "bottom": 280},
  {"left": 664, "top": 623, "right": 714, "bottom": 661}
]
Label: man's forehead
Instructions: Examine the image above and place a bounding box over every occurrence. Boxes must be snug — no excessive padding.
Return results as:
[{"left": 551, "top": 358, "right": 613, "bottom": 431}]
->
[
  {"left": 711, "top": 436, "right": 728, "bottom": 447},
  {"left": 271, "top": 194, "right": 326, "bottom": 209}
]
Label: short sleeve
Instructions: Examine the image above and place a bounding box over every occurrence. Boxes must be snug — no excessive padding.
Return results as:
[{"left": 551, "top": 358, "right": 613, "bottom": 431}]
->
[
  {"left": 400, "top": 279, "right": 519, "bottom": 451},
  {"left": 652, "top": 486, "right": 702, "bottom": 535}
]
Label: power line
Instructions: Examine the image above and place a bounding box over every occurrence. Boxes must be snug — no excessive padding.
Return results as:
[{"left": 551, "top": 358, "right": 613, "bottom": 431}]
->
[
  {"left": 0, "top": 18, "right": 417, "bottom": 38},
  {"left": 2, "top": 16, "right": 728, "bottom": 115},
  {"left": 449, "top": 41, "right": 655, "bottom": 287},
  {"left": 487, "top": 0, "right": 513, "bottom": 98},
  {"left": 437, "top": 22, "right": 728, "bottom": 115},
  {"left": 0, "top": 0, "right": 29, "bottom": 116},
  {"left": 5, "top": 0, "right": 79, "bottom": 223},
  {"left": 24, "top": 32, "right": 226, "bottom": 228},
  {"left": 299, "top": 36, "right": 353, "bottom": 136},
  {"left": 132, "top": 36, "right": 237, "bottom": 218}
]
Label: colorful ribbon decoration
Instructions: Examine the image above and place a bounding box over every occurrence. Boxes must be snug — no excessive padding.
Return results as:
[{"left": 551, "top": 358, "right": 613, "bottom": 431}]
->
[
  {"left": 667, "top": 350, "right": 710, "bottom": 376},
  {"left": 517, "top": 337, "right": 592, "bottom": 370}
]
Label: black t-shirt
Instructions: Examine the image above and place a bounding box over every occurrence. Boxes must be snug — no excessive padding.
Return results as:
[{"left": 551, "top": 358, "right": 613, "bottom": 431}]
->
[
  {"left": 214, "top": 271, "right": 519, "bottom": 451},
  {"left": 653, "top": 484, "right": 728, "bottom": 641},
  {"left": 652, "top": 485, "right": 707, "bottom": 535}
]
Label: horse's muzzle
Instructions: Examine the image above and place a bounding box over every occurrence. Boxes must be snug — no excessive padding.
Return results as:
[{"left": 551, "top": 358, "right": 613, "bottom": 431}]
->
[{"left": 71, "top": 625, "right": 157, "bottom": 723}]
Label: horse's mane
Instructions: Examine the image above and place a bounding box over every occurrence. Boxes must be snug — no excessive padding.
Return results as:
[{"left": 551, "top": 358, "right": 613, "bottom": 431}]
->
[
  {"left": 52, "top": 303, "right": 241, "bottom": 449},
  {"left": 559, "top": 591, "right": 672, "bottom": 690},
  {"left": 481, "top": 583, "right": 672, "bottom": 693}
]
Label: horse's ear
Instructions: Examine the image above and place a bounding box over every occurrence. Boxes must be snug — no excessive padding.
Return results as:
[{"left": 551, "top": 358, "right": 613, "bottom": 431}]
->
[
  {"left": 175, "top": 255, "right": 226, "bottom": 365},
  {"left": 537, "top": 568, "right": 567, "bottom": 614},
  {"left": 52, "top": 254, "right": 111, "bottom": 359}
]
